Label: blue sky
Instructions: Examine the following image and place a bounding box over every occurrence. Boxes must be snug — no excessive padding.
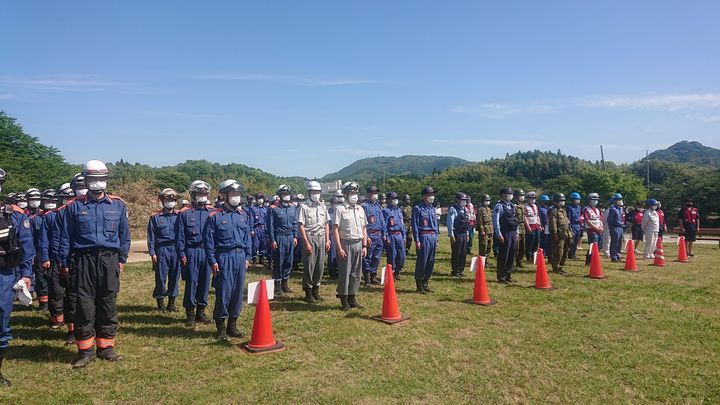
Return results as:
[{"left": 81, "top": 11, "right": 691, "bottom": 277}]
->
[{"left": 2, "top": 1, "right": 719, "bottom": 178}]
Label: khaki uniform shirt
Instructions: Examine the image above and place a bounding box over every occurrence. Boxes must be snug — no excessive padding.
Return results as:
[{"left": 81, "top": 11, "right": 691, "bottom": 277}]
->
[{"left": 333, "top": 203, "right": 367, "bottom": 241}]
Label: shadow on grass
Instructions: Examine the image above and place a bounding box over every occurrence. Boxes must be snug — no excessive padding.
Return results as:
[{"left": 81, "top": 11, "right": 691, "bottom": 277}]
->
[
  {"left": 271, "top": 301, "right": 338, "bottom": 313},
  {"left": 7, "top": 343, "right": 75, "bottom": 363},
  {"left": 121, "top": 324, "right": 215, "bottom": 340}
]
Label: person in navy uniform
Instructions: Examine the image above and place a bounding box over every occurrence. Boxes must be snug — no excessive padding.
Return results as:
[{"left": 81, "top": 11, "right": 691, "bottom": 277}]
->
[
  {"left": 176, "top": 180, "right": 213, "bottom": 328},
  {"left": 147, "top": 188, "right": 181, "bottom": 312},
  {"left": 26, "top": 188, "right": 49, "bottom": 311},
  {"left": 0, "top": 168, "right": 35, "bottom": 386},
  {"left": 447, "top": 192, "right": 471, "bottom": 278},
  {"left": 39, "top": 188, "right": 65, "bottom": 329},
  {"left": 679, "top": 198, "right": 700, "bottom": 257},
  {"left": 412, "top": 186, "right": 439, "bottom": 293},
  {"left": 606, "top": 193, "right": 626, "bottom": 263},
  {"left": 493, "top": 188, "right": 518, "bottom": 283},
  {"left": 566, "top": 192, "right": 583, "bottom": 259},
  {"left": 247, "top": 192, "right": 269, "bottom": 266},
  {"left": 268, "top": 185, "right": 298, "bottom": 295},
  {"left": 382, "top": 191, "right": 406, "bottom": 280},
  {"left": 204, "top": 180, "right": 251, "bottom": 341},
  {"left": 59, "top": 160, "right": 130, "bottom": 368},
  {"left": 362, "top": 186, "right": 386, "bottom": 286}
]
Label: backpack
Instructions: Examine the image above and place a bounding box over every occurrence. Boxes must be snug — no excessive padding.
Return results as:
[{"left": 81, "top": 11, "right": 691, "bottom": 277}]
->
[{"left": 0, "top": 211, "right": 22, "bottom": 268}]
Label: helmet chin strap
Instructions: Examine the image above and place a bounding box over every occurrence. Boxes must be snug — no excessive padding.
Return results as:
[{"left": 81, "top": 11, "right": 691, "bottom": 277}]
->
[{"left": 89, "top": 189, "right": 105, "bottom": 199}]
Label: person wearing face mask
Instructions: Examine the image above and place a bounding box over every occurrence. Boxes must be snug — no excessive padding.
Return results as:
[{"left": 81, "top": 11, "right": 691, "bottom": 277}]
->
[
  {"left": 268, "top": 185, "right": 299, "bottom": 295},
  {"left": 380, "top": 193, "right": 387, "bottom": 209},
  {"left": 413, "top": 186, "right": 439, "bottom": 292},
  {"left": 0, "top": 168, "right": 36, "bottom": 386},
  {"left": 147, "top": 188, "right": 181, "bottom": 313},
  {"left": 565, "top": 192, "right": 583, "bottom": 260},
  {"left": 601, "top": 198, "right": 612, "bottom": 256},
  {"left": 538, "top": 194, "right": 551, "bottom": 261},
  {"left": 25, "top": 188, "right": 49, "bottom": 311},
  {"left": 402, "top": 195, "right": 413, "bottom": 254},
  {"left": 641, "top": 199, "right": 660, "bottom": 259},
  {"left": 15, "top": 193, "right": 28, "bottom": 213},
  {"left": 548, "top": 193, "right": 572, "bottom": 275},
  {"left": 362, "top": 186, "right": 386, "bottom": 286},
  {"left": 466, "top": 196, "right": 476, "bottom": 253},
  {"left": 293, "top": 193, "right": 305, "bottom": 271},
  {"left": 382, "top": 191, "right": 406, "bottom": 280},
  {"left": 54, "top": 179, "right": 80, "bottom": 345},
  {"left": 582, "top": 193, "right": 604, "bottom": 254},
  {"left": 333, "top": 181, "right": 368, "bottom": 310},
  {"left": 523, "top": 191, "right": 541, "bottom": 263},
  {"left": 39, "top": 188, "right": 65, "bottom": 330},
  {"left": 447, "top": 192, "right": 471, "bottom": 278},
  {"left": 493, "top": 188, "right": 518, "bottom": 283},
  {"left": 605, "top": 193, "right": 626, "bottom": 263},
  {"left": 476, "top": 194, "right": 494, "bottom": 259},
  {"left": 327, "top": 191, "right": 345, "bottom": 279},
  {"left": 58, "top": 160, "right": 130, "bottom": 368},
  {"left": 246, "top": 192, "right": 269, "bottom": 267},
  {"left": 204, "top": 180, "right": 251, "bottom": 341},
  {"left": 176, "top": 180, "right": 213, "bottom": 328},
  {"left": 627, "top": 201, "right": 645, "bottom": 254},
  {"left": 656, "top": 200, "right": 667, "bottom": 241},
  {"left": 679, "top": 198, "right": 700, "bottom": 257},
  {"left": 513, "top": 189, "right": 527, "bottom": 268},
  {"left": 298, "top": 181, "right": 330, "bottom": 303}
]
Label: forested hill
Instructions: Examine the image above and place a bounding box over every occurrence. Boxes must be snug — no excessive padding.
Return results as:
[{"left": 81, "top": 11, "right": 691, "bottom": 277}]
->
[
  {"left": 645, "top": 140, "right": 720, "bottom": 168},
  {"left": 321, "top": 155, "right": 471, "bottom": 182}
]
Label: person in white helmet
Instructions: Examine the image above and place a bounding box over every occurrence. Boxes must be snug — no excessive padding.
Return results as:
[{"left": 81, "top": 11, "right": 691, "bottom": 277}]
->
[
  {"left": 147, "top": 188, "right": 181, "bottom": 312},
  {"left": 298, "top": 181, "right": 330, "bottom": 303}
]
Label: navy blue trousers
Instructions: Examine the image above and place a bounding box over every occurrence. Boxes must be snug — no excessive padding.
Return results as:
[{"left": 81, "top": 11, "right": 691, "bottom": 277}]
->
[{"left": 212, "top": 250, "right": 246, "bottom": 320}]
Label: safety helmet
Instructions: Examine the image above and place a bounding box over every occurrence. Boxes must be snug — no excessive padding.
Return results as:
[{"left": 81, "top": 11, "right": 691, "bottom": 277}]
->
[
  {"left": 482, "top": 194, "right": 491, "bottom": 201},
  {"left": 569, "top": 192, "right": 581, "bottom": 200},
  {"left": 526, "top": 191, "right": 537, "bottom": 198},
  {"left": 17, "top": 192, "right": 27, "bottom": 202},
  {"left": 26, "top": 188, "right": 42, "bottom": 199},
  {"left": 159, "top": 188, "right": 177, "bottom": 200},
  {"left": 539, "top": 194, "right": 550, "bottom": 202},
  {"left": 514, "top": 189, "right": 525, "bottom": 196},
  {"left": 71, "top": 173, "right": 87, "bottom": 191},
  {"left": 553, "top": 193, "right": 566, "bottom": 202},
  {"left": 82, "top": 160, "right": 109, "bottom": 179},
  {"left": 455, "top": 192, "right": 468, "bottom": 200},
  {"left": 58, "top": 183, "right": 74, "bottom": 198},
  {"left": 386, "top": 191, "right": 399, "bottom": 200},
  {"left": 367, "top": 185, "right": 380, "bottom": 194},
  {"left": 588, "top": 192, "right": 600, "bottom": 200},
  {"left": 219, "top": 179, "right": 244, "bottom": 194},
  {"left": 647, "top": 198, "right": 658, "bottom": 205},
  {"left": 255, "top": 192, "right": 265, "bottom": 199},
  {"left": 180, "top": 199, "right": 190, "bottom": 207},
  {"left": 306, "top": 181, "right": 322, "bottom": 192},
  {"left": 189, "top": 180, "right": 210, "bottom": 194},
  {"left": 334, "top": 189, "right": 344, "bottom": 198},
  {"left": 5, "top": 193, "right": 16, "bottom": 204},
  {"left": 342, "top": 181, "right": 360, "bottom": 194},
  {"left": 612, "top": 193, "right": 623, "bottom": 201},
  {"left": 500, "top": 187, "right": 513, "bottom": 195},
  {"left": 41, "top": 189, "right": 58, "bottom": 203},
  {"left": 296, "top": 193, "right": 305, "bottom": 200},
  {"left": 276, "top": 184, "right": 293, "bottom": 195},
  {"left": 421, "top": 186, "right": 435, "bottom": 196}
]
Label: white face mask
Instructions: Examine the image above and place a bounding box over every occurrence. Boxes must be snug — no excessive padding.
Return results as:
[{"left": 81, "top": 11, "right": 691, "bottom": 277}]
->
[
  {"left": 87, "top": 180, "right": 107, "bottom": 192},
  {"left": 590, "top": 200, "right": 598, "bottom": 207},
  {"left": 503, "top": 194, "right": 513, "bottom": 202},
  {"left": 528, "top": 198, "right": 536, "bottom": 204},
  {"left": 76, "top": 188, "right": 88, "bottom": 197},
  {"left": 391, "top": 199, "right": 399, "bottom": 206},
  {"left": 163, "top": 201, "right": 177, "bottom": 209},
  {"left": 483, "top": 201, "right": 490, "bottom": 206},
  {"left": 370, "top": 194, "right": 379, "bottom": 203},
  {"left": 572, "top": 199, "right": 580, "bottom": 205},
  {"left": 348, "top": 194, "right": 359, "bottom": 204},
  {"left": 336, "top": 197, "right": 345, "bottom": 204},
  {"left": 310, "top": 193, "right": 321, "bottom": 203},
  {"left": 559, "top": 201, "right": 566, "bottom": 207},
  {"left": 28, "top": 200, "right": 41, "bottom": 209},
  {"left": 615, "top": 200, "right": 623, "bottom": 206},
  {"left": 228, "top": 196, "right": 242, "bottom": 207},
  {"left": 44, "top": 203, "right": 57, "bottom": 210},
  {"left": 263, "top": 202, "right": 270, "bottom": 207},
  {"left": 195, "top": 195, "right": 208, "bottom": 204},
  {"left": 17, "top": 201, "right": 27, "bottom": 209},
  {"left": 426, "top": 196, "right": 435, "bottom": 204},
  {"left": 281, "top": 195, "right": 291, "bottom": 202},
  {"left": 651, "top": 205, "right": 658, "bottom": 210},
  {"left": 257, "top": 198, "right": 264, "bottom": 205},
  {"left": 518, "top": 196, "right": 525, "bottom": 202}
]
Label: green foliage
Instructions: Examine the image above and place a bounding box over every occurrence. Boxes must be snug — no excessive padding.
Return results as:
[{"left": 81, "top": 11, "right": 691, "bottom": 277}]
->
[
  {"left": 322, "top": 155, "right": 471, "bottom": 182},
  {"left": 645, "top": 140, "right": 720, "bottom": 168}
]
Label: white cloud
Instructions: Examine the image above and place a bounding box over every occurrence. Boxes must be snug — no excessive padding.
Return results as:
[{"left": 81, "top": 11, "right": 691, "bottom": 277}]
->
[
  {"left": 182, "top": 73, "right": 381, "bottom": 87},
  {"left": 575, "top": 93, "right": 720, "bottom": 111},
  {"left": 449, "top": 103, "right": 556, "bottom": 118},
  {"left": 684, "top": 112, "right": 720, "bottom": 122},
  {"left": 431, "top": 138, "right": 548, "bottom": 148},
  {"left": 0, "top": 74, "right": 140, "bottom": 92}
]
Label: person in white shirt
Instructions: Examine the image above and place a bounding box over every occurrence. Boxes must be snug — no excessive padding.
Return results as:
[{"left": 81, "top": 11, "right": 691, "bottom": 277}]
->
[{"left": 641, "top": 199, "right": 660, "bottom": 259}]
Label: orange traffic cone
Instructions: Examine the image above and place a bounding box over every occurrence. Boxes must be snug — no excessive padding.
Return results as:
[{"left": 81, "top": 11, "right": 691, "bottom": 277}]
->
[
  {"left": 534, "top": 248, "right": 553, "bottom": 290},
  {"left": 373, "top": 264, "right": 409, "bottom": 324},
  {"left": 676, "top": 236, "right": 689, "bottom": 263},
  {"left": 624, "top": 240, "right": 638, "bottom": 271},
  {"left": 467, "top": 255, "right": 496, "bottom": 305},
  {"left": 240, "top": 279, "right": 286, "bottom": 354},
  {"left": 585, "top": 242, "right": 607, "bottom": 279},
  {"left": 656, "top": 237, "right": 663, "bottom": 250},
  {"left": 651, "top": 242, "right": 665, "bottom": 267}
]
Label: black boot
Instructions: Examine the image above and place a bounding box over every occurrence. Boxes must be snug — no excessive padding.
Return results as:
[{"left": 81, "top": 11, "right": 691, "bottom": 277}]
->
[
  {"left": 64, "top": 331, "right": 75, "bottom": 345},
  {"left": 311, "top": 286, "right": 323, "bottom": 301},
  {"left": 339, "top": 295, "right": 350, "bottom": 311},
  {"left": 156, "top": 298, "right": 166, "bottom": 312},
  {"left": 215, "top": 319, "right": 228, "bottom": 341},
  {"left": 275, "top": 280, "right": 284, "bottom": 296},
  {"left": 363, "top": 272, "right": 369, "bottom": 286},
  {"left": 166, "top": 297, "right": 177, "bottom": 312},
  {"left": 348, "top": 295, "right": 364, "bottom": 309},
  {"left": 227, "top": 317, "right": 244, "bottom": 338},
  {"left": 370, "top": 273, "right": 381, "bottom": 285},
  {"left": 71, "top": 348, "right": 96, "bottom": 369},
  {"left": 38, "top": 301, "right": 49, "bottom": 312},
  {"left": 423, "top": 279, "right": 433, "bottom": 293},
  {"left": 304, "top": 289, "right": 316, "bottom": 303},
  {"left": 394, "top": 272, "right": 401, "bottom": 281},
  {"left": 258, "top": 257, "right": 264, "bottom": 265},
  {"left": 185, "top": 307, "right": 196, "bottom": 327},
  {"left": 196, "top": 306, "right": 211, "bottom": 324},
  {"left": 281, "top": 279, "right": 292, "bottom": 293},
  {"left": 416, "top": 279, "right": 426, "bottom": 294},
  {"left": 97, "top": 346, "right": 122, "bottom": 362},
  {"left": 0, "top": 348, "right": 10, "bottom": 387}
]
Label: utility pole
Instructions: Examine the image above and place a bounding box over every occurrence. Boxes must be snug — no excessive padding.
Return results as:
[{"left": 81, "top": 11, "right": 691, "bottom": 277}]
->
[
  {"left": 646, "top": 150, "right": 650, "bottom": 193},
  {"left": 600, "top": 145, "right": 606, "bottom": 171}
]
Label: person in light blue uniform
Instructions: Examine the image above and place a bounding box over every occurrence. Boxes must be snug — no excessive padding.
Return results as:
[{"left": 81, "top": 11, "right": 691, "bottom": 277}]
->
[
  {"left": 381, "top": 191, "right": 406, "bottom": 280},
  {"left": 493, "top": 187, "right": 518, "bottom": 283},
  {"left": 176, "top": 180, "right": 213, "bottom": 327},
  {"left": 204, "top": 180, "right": 251, "bottom": 341},
  {"left": 268, "top": 185, "right": 298, "bottom": 295},
  {"left": 412, "top": 186, "right": 439, "bottom": 293},
  {"left": 606, "top": 193, "right": 626, "bottom": 262},
  {"left": 0, "top": 168, "right": 35, "bottom": 386},
  {"left": 362, "top": 186, "right": 386, "bottom": 286},
  {"left": 147, "top": 188, "right": 181, "bottom": 313},
  {"left": 566, "top": 192, "right": 583, "bottom": 259}
]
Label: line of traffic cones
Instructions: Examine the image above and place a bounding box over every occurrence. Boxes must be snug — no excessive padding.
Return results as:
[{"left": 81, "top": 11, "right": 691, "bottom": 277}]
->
[
  {"left": 373, "top": 264, "right": 410, "bottom": 324},
  {"left": 468, "top": 255, "right": 496, "bottom": 305},
  {"left": 623, "top": 240, "right": 639, "bottom": 271},
  {"left": 240, "top": 279, "right": 286, "bottom": 354}
]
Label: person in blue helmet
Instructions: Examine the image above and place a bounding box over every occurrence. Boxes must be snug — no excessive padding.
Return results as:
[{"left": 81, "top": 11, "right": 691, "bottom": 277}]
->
[
  {"left": 493, "top": 188, "right": 518, "bottom": 283},
  {"left": 0, "top": 168, "right": 35, "bottom": 386},
  {"left": 147, "top": 188, "right": 181, "bottom": 312},
  {"left": 412, "top": 186, "right": 439, "bottom": 293},
  {"left": 204, "top": 180, "right": 251, "bottom": 341},
  {"left": 268, "top": 185, "right": 298, "bottom": 295},
  {"left": 447, "top": 192, "right": 471, "bottom": 278},
  {"left": 538, "top": 194, "right": 551, "bottom": 260},
  {"left": 566, "top": 192, "right": 583, "bottom": 259},
  {"left": 176, "top": 180, "right": 213, "bottom": 328},
  {"left": 382, "top": 192, "right": 406, "bottom": 280},
  {"left": 362, "top": 185, "right": 386, "bottom": 286},
  {"left": 605, "top": 193, "right": 626, "bottom": 262}
]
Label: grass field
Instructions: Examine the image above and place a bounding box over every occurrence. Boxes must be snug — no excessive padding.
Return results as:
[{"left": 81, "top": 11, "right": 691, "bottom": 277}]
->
[{"left": 2, "top": 239, "right": 719, "bottom": 404}]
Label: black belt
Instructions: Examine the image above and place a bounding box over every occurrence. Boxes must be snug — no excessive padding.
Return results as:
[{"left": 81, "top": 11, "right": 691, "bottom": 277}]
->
[
  {"left": 420, "top": 230, "right": 436, "bottom": 234},
  {"left": 156, "top": 241, "right": 175, "bottom": 248},
  {"left": 216, "top": 247, "right": 246, "bottom": 254},
  {"left": 368, "top": 229, "right": 382, "bottom": 234},
  {"left": 390, "top": 231, "right": 402, "bottom": 235},
  {"left": 72, "top": 247, "right": 118, "bottom": 255}
]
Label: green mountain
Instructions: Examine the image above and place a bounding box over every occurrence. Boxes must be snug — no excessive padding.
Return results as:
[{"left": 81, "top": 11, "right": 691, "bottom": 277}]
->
[
  {"left": 645, "top": 141, "right": 720, "bottom": 167},
  {"left": 322, "top": 155, "right": 472, "bottom": 182}
]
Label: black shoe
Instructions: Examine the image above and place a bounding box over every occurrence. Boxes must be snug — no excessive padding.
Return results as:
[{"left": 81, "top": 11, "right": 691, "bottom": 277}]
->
[
  {"left": 689, "top": 253, "right": 695, "bottom": 257},
  {"left": 196, "top": 306, "right": 211, "bottom": 324},
  {"left": 416, "top": 280, "right": 426, "bottom": 294},
  {"left": 457, "top": 272, "right": 465, "bottom": 278},
  {"left": 259, "top": 257, "right": 265, "bottom": 265},
  {"left": 304, "top": 289, "right": 316, "bottom": 303},
  {"left": 215, "top": 319, "right": 228, "bottom": 341},
  {"left": 71, "top": 350, "right": 96, "bottom": 369},
  {"left": 227, "top": 317, "right": 244, "bottom": 338},
  {"left": 394, "top": 272, "right": 401, "bottom": 281},
  {"left": 339, "top": 295, "right": 351, "bottom": 311},
  {"left": 0, "top": 350, "right": 10, "bottom": 386},
  {"left": 49, "top": 320, "right": 64, "bottom": 329},
  {"left": 554, "top": 269, "right": 568, "bottom": 276},
  {"left": 507, "top": 277, "right": 516, "bottom": 283},
  {"left": 166, "top": 297, "right": 177, "bottom": 312},
  {"left": 311, "top": 286, "right": 323, "bottom": 301},
  {"left": 64, "top": 332, "right": 75, "bottom": 345},
  {"left": 156, "top": 298, "right": 166, "bottom": 312},
  {"left": 97, "top": 347, "right": 122, "bottom": 362},
  {"left": 370, "top": 274, "right": 381, "bottom": 285},
  {"left": 450, "top": 271, "right": 458, "bottom": 277},
  {"left": 38, "top": 302, "right": 49, "bottom": 312},
  {"left": 516, "top": 263, "right": 524, "bottom": 268},
  {"left": 274, "top": 280, "right": 284, "bottom": 296},
  {"left": 498, "top": 279, "right": 509, "bottom": 284},
  {"left": 348, "top": 295, "right": 364, "bottom": 309},
  {"left": 281, "top": 279, "right": 292, "bottom": 293},
  {"left": 185, "top": 308, "right": 196, "bottom": 327},
  {"left": 422, "top": 279, "right": 433, "bottom": 293},
  {"left": 363, "top": 273, "right": 370, "bottom": 286}
]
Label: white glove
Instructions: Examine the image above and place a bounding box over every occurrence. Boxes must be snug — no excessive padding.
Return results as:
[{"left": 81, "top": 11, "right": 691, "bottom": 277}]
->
[{"left": 13, "top": 279, "right": 33, "bottom": 306}]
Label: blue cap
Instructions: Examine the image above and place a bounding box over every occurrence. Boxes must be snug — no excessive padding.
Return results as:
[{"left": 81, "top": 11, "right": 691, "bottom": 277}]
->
[
  {"left": 612, "top": 193, "right": 623, "bottom": 200},
  {"left": 569, "top": 192, "right": 581, "bottom": 200},
  {"left": 647, "top": 199, "right": 657, "bottom": 205},
  {"left": 421, "top": 186, "right": 435, "bottom": 196},
  {"left": 539, "top": 194, "right": 550, "bottom": 202}
]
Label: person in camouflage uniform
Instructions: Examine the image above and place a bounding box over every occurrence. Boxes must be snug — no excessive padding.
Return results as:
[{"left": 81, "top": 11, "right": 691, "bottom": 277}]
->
[
  {"left": 476, "top": 194, "right": 494, "bottom": 259},
  {"left": 514, "top": 189, "right": 526, "bottom": 268},
  {"left": 402, "top": 194, "right": 413, "bottom": 254},
  {"left": 549, "top": 193, "right": 572, "bottom": 275}
]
